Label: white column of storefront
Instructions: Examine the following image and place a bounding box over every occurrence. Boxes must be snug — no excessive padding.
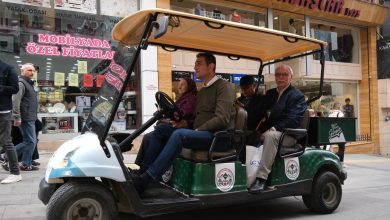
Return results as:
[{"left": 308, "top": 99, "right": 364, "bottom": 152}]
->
[
  {"left": 140, "top": 0, "right": 158, "bottom": 132},
  {"left": 305, "top": 15, "right": 312, "bottom": 76}
]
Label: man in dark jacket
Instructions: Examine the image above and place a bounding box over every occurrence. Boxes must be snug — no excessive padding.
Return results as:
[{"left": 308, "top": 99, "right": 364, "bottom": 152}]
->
[
  {"left": 249, "top": 64, "right": 307, "bottom": 193},
  {"left": 236, "top": 75, "right": 265, "bottom": 131},
  {"left": 0, "top": 59, "right": 22, "bottom": 183},
  {"left": 12, "top": 63, "right": 39, "bottom": 171}
]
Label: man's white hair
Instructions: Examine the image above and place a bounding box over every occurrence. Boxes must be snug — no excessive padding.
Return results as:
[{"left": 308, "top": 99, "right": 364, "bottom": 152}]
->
[
  {"left": 275, "top": 64, "right": 293, "bottom": 75},
  {"left": 21, "top": 63, "right": 35, "bottom": 70}
]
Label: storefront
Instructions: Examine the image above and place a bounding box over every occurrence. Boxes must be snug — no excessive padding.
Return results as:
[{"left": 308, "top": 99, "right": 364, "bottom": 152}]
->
[
  {"left": 0, "top": 0, "right": 140, "bottom": 136},
  {"left": 155, "top": 0, "right": 388, "bottom": 154}
]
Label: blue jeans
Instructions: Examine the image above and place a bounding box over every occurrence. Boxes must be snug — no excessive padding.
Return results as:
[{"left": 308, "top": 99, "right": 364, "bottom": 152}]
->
[
  {"left": 141, "top": 124, "right": 214, "bottom": 179},
  {"left": 15, "top": 121, "right": 36, "bottom": 166}
]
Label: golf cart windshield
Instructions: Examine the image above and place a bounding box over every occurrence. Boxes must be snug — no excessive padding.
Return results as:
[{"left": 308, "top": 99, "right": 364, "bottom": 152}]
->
[
  {"left": 83, "top": 8, "right": 327, "bottom": 144},
  {"left": 81, "top": 16, "right": 150, "bottom": 139}
]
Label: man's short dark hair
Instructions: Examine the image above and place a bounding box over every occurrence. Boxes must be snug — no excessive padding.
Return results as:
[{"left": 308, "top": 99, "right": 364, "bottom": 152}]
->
[
  {"left": 239, "top": 75, "right": 255, "bottom": 87},
  {"left": 64, "top": 86, "right": 81, "bottom": 104},
  {"left": 197, "top": 52, "right": 216, "bottom": 72},
  {"left": 345, "top": 98, "right": 350, "bottom": 102}
]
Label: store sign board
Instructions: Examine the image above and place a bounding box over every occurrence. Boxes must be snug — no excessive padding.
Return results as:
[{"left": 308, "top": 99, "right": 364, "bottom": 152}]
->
[
  {"left": 26, "top": 34, "right": 115, "bottom": 60},
  {"left": 232, "top": 74, "right": 264, "bottom": 85},
  {"left": 172, "top": 71, "right": 194, "bottom": 82},
  {"left": 277, "top": 0, "right": 360, "bottom": 18},
  {"left": 193, "top": 72, "right": 231, "bottom": 83}
]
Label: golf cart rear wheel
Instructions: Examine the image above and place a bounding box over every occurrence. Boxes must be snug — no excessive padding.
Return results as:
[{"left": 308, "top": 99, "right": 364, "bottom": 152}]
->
[
  {"left": 46, "top": 180, "right": 116, "bottom": 220},
  {"left": 302, "top": 171, "right": 342, "bottom": 214}
]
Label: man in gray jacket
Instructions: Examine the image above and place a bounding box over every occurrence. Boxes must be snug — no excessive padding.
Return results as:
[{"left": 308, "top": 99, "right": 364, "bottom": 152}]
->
[
  {"left": 0, "top": 59, "right": 22, "bottom": 183},
  {"left": 12, "top": 63, "right": 39, "bottom": 171}
]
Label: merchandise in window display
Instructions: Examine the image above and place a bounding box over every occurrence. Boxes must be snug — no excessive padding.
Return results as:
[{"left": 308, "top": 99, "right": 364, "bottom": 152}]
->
[
  {"left": 194, "top": 4, "right": 205, "bottom": 16},
  {"left": 230, "top": 10, "right": 241, "bottom": 23}
]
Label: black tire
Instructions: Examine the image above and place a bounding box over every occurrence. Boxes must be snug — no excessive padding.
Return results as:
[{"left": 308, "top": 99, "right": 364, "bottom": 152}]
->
[
  {"left": 302, "top": 171, "right": 342, "bottom": 214},
  {"left": 47, "top": 179, "right": 117, "bottom": 220}
]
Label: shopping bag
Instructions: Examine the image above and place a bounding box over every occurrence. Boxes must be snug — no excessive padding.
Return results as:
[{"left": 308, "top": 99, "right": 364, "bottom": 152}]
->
[{"left": 245, "top": 144, "right": 263, "bottom": 188}]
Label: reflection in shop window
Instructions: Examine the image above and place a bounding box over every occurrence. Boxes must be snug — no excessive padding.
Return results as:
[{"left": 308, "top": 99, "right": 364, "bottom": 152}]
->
[
  {"left": 170, "top": 0, "right": 267, "bottom": 27},
  {"left": 273, "top": 10, "right": 305, "bottom": 36},
  {"left": 295, "top": 80, "right": 357, "bottom": 118},
  {"left": 310, "top": 22, "right": 359, "bottom": 63}
]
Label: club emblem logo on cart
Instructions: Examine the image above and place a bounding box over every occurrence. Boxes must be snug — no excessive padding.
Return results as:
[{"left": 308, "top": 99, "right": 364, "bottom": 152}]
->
[
  {"left": 215, "top": 168, "right": 235, "bottom": 192},
  {"left": 284, "top": 157, "right": 300, "bottom": 181}
]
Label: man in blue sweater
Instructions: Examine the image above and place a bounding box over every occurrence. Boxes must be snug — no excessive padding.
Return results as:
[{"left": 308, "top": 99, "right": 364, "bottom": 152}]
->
[
  {"left": 249, "top": 64, "right": 307, "bottom": 193},
  {"left": 0, "top": 59, "right": 22, "bottom": 184}
]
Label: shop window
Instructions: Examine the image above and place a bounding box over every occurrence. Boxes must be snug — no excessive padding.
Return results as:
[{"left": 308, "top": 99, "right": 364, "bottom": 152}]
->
[
  {"left": 310, "top": 21, "right": 359, "bottom": 64},
  {"left": 170, "top": 0, "right": 267, "bottom": 27},
  {"left": 0, "top": 1, "right": 139, "bottom": 133},
  {"left": 380, "top": 0, "right": 390, "bottom": 38},
  {"left": 294, "top": 80, "right": 358, "bottom": 119},
  {"left": 272, "top": 10, "right": 305, "bottom": 36}
]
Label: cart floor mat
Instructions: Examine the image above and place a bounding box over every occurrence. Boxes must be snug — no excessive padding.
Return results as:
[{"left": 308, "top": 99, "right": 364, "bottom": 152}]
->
[{"left": 141, "top": 182, "right": 198, "bottom": 204}]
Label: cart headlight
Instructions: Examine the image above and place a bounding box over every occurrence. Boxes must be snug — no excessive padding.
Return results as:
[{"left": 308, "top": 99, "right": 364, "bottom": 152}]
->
[{"left": 52, "top": 159, "right": 69, "bottom": 168}]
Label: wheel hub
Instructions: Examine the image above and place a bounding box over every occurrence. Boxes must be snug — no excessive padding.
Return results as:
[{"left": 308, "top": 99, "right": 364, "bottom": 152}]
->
[
  {"left": 322, "top": 182, "right": 337, "bottom": 206},
  {"left": 67, "top": 198, "right": 102, "bottom": 220}
]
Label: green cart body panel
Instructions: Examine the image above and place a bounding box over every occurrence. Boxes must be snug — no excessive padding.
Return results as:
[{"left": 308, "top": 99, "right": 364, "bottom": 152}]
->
[
  {"left": 169, "top": 159, "right": 246, "bottom": 195},
  {"left": 308, "top": 117, "right": 357, "bottom": 145},
  {"left": 268, "top": 148, "right": 341, "bottom": 186},
  {"left": 168, "top": 149, "right": 341, "bottom": 195}
]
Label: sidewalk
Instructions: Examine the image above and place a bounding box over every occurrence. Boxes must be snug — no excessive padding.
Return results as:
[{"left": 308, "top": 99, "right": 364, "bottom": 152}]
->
[
  {"left": 0, "top": 152, "right": 389, "bottom": 220},
  {"left": 0, "top": 150, "right": 136, "bottom": 220}
]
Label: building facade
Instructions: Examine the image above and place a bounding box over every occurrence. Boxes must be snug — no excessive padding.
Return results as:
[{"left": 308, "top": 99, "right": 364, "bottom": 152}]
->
[
  {"left": 377, "top": 0, "right": 390, "bottom": 156},
  {"left": 153, "top": 0, "right": 388, "bottom": 154},
  {"left": 1, "top": 0, "right": 388, "bottom": 154}
]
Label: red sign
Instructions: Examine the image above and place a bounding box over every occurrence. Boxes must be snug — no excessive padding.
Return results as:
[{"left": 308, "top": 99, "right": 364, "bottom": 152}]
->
[
  {"left": 83, "top": 74, "right": 93, "bottom": 87},
  {"left": 277, "top": 0, "right": 360, "bottom": 18},
  {"left": 96, "top": 75, "right": 105, "bottom": 88}
]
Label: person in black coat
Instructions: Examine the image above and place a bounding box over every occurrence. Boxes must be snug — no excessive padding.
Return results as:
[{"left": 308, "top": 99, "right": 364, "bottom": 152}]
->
[
  {"left": 0, "top": 59, "right": 22, "bottom": 183},
  {"left": 236, "top": 75, "right": 266, "bottom": 131}
]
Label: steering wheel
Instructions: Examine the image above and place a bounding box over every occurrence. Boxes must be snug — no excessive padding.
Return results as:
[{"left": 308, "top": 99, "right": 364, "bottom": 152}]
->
[{"left": 155, "top": 91, "right": 182, "bottom": 121}]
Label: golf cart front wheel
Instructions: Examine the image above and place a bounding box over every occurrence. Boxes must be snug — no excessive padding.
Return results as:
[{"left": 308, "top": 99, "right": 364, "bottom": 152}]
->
[
  {"left": 46, "top": 180, "right": 116, "bottom": 220},
  {"left": 302, "top": 171, "right": 342, "bottom": 214}
]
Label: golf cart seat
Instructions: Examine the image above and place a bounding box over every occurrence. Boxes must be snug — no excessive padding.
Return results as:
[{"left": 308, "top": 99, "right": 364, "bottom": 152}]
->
[
  {"left": 180, "top": 106, "right": 247, "bottom": 163},
  {"left": 277, "top": 109, "right": 310, "bottom": 157}
]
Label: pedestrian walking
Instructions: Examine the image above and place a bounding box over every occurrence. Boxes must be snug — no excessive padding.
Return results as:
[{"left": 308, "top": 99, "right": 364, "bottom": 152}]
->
[
  {"left": 12, "top": 63, "right": 39, "bottom": 171},
  {"left": 0, "top": 59, "right": 22, "bottom": 183}
]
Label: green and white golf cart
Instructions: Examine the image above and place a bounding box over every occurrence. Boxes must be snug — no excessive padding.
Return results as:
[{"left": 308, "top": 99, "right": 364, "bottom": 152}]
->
[{"left": 38, "top": 8, "right": 347, "bottom": 220}]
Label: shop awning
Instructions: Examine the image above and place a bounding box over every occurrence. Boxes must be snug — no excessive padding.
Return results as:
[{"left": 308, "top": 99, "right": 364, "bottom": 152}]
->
[{"left": 112, "top": 8, "right": 326, "bottom": 62}]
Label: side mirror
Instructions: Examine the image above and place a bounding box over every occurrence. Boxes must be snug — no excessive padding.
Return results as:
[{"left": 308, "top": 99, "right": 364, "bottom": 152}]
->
[{"left": 153, "top": 16, "right": 169, "bottom": 39}]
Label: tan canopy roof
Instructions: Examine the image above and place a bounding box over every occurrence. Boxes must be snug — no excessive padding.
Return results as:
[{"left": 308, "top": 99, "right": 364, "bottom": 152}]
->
[{"left": 112, "top": 8, "right": 326, "bottom": 62}]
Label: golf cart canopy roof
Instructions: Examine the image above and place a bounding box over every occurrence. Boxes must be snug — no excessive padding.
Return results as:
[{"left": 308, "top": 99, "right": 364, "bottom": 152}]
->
[{"left": 112, "top": 8, "right": 326, "bottom": 62}]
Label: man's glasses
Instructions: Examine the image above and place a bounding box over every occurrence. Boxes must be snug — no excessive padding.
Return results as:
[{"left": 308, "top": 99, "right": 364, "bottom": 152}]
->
[{"left": 275, "top": 72, "right": 290, "bottom": 77}]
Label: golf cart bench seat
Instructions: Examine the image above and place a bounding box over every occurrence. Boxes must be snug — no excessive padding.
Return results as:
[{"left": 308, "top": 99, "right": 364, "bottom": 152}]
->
[
  {"left": 277, "top": 109, "right": 310, "bottom": 157},
  {"left": 180, "top": 106, "right": 247, "bottom": 163}
]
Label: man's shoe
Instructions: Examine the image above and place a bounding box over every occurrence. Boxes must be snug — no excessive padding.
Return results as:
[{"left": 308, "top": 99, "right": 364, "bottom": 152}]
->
[
  {"left": 19, "top": 163, "right": 39, "bottom": 171},
  {"left": 0, "top": 159, "right": 9, "bottom": 172},
  {"left": 31, "top": 160, "right": 40, "bottom": 166},
  {"left": 0, "top": 156, "right": 9, "bottom": 172},
  {"left": 1, "top": 174, "right": 22, "bottom": 184},
  {"left": 248, "top": 178, "right": 266, "bottom": 194}
]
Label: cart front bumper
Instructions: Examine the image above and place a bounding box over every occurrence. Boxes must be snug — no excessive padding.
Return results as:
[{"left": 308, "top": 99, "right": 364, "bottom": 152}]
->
[{"left": 38, "top": 178, "right": 57, "bottom": 205}]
